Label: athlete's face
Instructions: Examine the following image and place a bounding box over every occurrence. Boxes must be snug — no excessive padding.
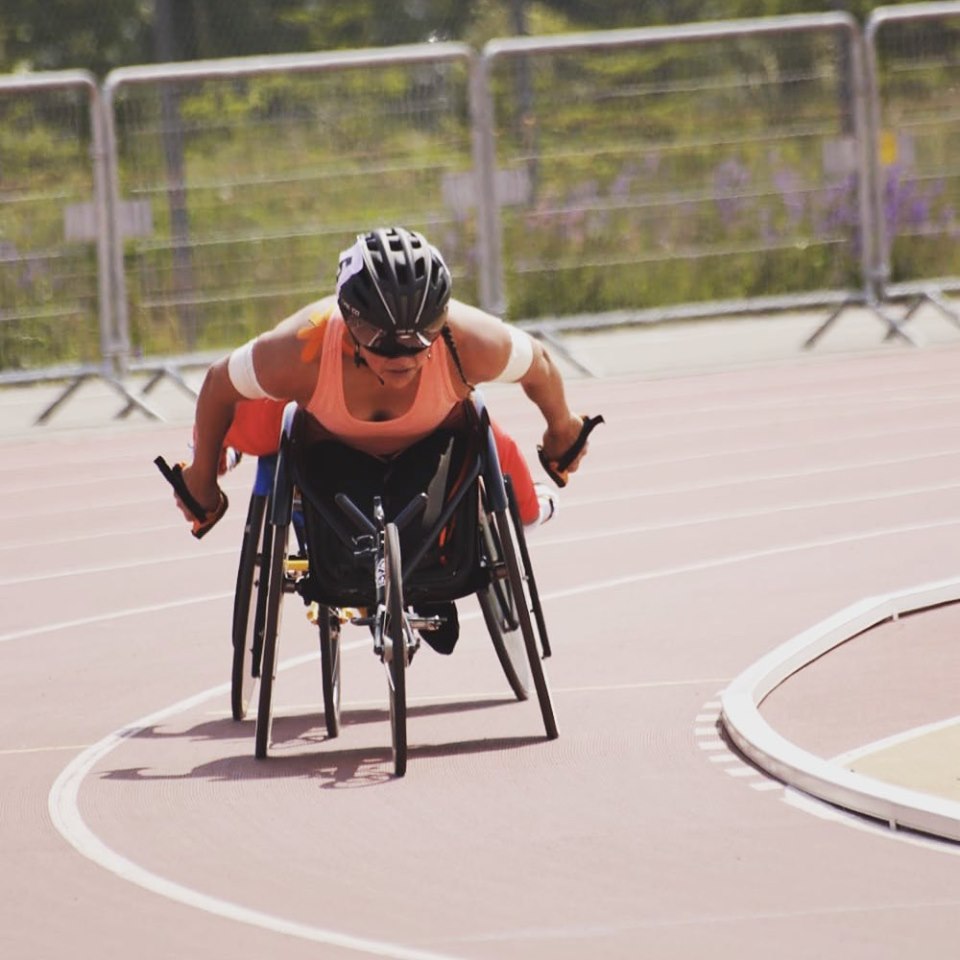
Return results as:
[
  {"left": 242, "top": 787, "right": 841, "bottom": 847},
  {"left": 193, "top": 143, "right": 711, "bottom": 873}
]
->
[{"left": 360, "top": 343, "right": 430, "bottom": 387}]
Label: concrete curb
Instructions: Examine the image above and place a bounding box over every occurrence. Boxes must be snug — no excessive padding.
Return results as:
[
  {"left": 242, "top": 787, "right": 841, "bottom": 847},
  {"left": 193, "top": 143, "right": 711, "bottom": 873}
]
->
[{"left": 721, "top": 576, "right": 960, "bottom": 842}]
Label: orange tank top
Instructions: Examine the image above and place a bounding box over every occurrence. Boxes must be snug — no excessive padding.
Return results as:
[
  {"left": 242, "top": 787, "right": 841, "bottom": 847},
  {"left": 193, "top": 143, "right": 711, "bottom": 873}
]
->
[{"left": 305, "top": 314, "right": 462, "bottom": 457}]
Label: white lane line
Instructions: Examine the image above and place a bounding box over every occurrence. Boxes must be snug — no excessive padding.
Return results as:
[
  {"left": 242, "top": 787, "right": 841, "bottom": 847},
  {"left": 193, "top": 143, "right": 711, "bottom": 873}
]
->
[
  {"left": 0, "top": 449, "right": 155, "bottom": 470},
  {"left": 602, "top": 398, "right": 960, "bottom": 443},
  {"left": 0, "top": 522, "right": 179, "bottom": 552},
  {"left": 782, "top": 788, "right": 960, "bottom": 857},
  {"left": 586, "top": 418, "right": 960, "bottom": 476},
  {"left": 0, "top": 412, "right": 950, "bottom": 496},
  {"left": 10, "top": 515, "right": 960, "bottom": 648},
  {"left": 0, "top": 493, "right": 194, "bottom": 523},
  {"left": 0, "top": 548, "right": 237, "bottom": 587},
  {"left": 0, "top": 477, "right": 250, "bottom": 523},
  {"left": 696, "top": 694, "right": 780, "bottom": 788},
  {"left": 549, "top": 478, "right": 960, "bottom": 537},
  {"left": 46, "top": 645, "right": 735, "bottom": 951},
  {"left": 0, "top": 551, "right": 234, "bottom": 587},
  {"left": 0, "top": 592, "right": 232, "bottom": 645},
  {"left": 604, "top": 390, "right": 960, "bottom": 426},
  {"left": 4, "top": 413, "right": 958, "bottom": 524},
  {"left": 706, "top": 671, "right": 960, "bottom": 850},
  {"left": 209, "top": 675, "right": 735, "bottom": 716},
  {"left": 568, "top": 448, "right": 960, "bottom": 507},
  {"left": 5, "top": 384, "right": 951, "bottom": 481},
  {"left": 539, "top": 515, "right": 960, "bottom": 605},
  {"left": 725, "top": 766, "right": 760, "bottom": 778},
  {"left": 11, "top": 472, "right": 960, "bottom": 608},
  {"left": 47, "top": 653, "right": 466, "bottom": 960},
  {"left": 10, "top": 476, "right": 960, "bottom": 590},
  {"left": 0, "top": 470, "right": 171, "bottom": 496},
  {"left": 0, "top": 744, "right": 93, "bottom": 756},
  {"left": 18, "top": 443, "right": 960, "bottom": 527},
  {"left": 554, "top": 677, "right": 730, "bottom": 693},
  {"left": 831, "top": 715, "right": 960, "bottom": 767}
]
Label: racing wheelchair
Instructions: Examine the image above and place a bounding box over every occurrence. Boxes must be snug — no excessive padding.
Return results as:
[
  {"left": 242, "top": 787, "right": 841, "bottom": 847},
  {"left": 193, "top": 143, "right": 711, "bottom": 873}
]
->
[{"left": 230, "top": 391, "right": 559, "bottom": 776}]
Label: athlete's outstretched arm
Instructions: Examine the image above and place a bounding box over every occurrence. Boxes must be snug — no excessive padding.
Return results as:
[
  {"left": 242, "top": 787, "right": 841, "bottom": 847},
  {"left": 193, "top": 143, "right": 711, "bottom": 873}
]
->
[
  {"left": 175, "top": 304, "right": 324, "bottom": 520},
  {"left": 447, "top": 301, "right": 587, "bottom": 476}
]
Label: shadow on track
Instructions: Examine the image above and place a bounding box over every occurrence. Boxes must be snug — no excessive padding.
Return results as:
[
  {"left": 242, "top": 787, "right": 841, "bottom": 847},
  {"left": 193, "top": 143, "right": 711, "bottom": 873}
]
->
[{"left": 98, "top": 696, "right": 546, "bottom": 788}]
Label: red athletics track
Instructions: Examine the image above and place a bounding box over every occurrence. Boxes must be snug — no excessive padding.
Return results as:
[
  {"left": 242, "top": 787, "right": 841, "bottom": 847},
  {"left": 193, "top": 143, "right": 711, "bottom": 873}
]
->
[{"left": 3, "top": 340, "right": 960, "bottom": 959}]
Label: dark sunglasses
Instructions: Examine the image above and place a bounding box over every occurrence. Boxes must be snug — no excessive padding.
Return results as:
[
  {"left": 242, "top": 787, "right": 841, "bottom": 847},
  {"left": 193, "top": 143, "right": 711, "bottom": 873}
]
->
[{"left": 346, "top": 315, "right": 446, "bottom": 357}]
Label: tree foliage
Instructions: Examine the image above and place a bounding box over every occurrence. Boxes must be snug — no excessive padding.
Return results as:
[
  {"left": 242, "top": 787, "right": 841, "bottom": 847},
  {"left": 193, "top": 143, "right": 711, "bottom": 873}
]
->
[{"left": 0, "top": 0, "right": 925, "bottom": 77}]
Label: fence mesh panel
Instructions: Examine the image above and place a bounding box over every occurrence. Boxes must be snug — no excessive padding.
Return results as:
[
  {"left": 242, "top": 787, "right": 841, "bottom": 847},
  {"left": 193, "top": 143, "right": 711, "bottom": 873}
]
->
[
  {"left": 871, "top": 10, "right": 960, "bottom": 292},
  {"left": 109, "top": 53, "right": 479, "bottom": 360},
  {"left": 487, "top": 23, "right": 864, "bottom": 319},
  {"left": 0, "top": 81, "right": 101, "bottom": 372}
]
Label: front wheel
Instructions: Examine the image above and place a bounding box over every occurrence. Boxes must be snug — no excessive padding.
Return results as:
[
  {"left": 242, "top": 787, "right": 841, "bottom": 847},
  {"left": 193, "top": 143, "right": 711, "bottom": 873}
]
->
[
  {"left": 492, "top": 506, "right": 559, "bottom": 740},
  {"left": 319, "top": 606, "right": 342, "bottom": 738},
  {"left": 254, "top": 519, "right": 289, "bottom": 759},
  {"left": 384, "top": 522, "right": 407, "bottom": 777},
  {"left": 231, "top": 492, "right": 267, "bottom": 721},
  {"left": 478, "top": 580, "right": 529, "bottom": 701}
]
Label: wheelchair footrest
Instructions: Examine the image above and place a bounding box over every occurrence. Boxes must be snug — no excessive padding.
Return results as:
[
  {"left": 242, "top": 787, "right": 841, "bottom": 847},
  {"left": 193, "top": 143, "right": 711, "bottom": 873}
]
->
[{"left": 306, "top": 602, "right": 364, "bottom": 625}]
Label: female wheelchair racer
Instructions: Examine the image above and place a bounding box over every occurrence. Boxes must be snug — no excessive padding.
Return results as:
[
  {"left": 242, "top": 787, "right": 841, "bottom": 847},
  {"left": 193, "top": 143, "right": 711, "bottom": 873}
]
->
[{"left": 159, "top": 226, "right": 602, "bottom": 773}]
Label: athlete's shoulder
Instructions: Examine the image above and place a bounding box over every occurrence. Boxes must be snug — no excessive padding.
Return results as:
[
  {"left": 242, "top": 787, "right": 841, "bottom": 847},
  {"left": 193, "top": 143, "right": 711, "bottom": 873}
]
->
[{"left": 444, "top": 300, "right": 514, "bottom": 383}]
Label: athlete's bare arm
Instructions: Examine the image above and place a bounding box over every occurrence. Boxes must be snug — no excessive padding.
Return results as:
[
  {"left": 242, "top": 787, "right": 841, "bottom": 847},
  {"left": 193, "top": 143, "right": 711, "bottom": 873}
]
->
[
  {"left": 177, "top": 300, "right": 330, "bottom": 517},
  {"left": 446, "top": 300, "right": 587, "bottom": 473}
]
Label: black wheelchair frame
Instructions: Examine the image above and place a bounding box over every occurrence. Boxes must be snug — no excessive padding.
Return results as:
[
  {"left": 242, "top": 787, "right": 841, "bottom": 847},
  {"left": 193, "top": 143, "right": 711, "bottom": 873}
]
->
[{"left": 230, "top": 391, "right": 558, "bottom": 776}]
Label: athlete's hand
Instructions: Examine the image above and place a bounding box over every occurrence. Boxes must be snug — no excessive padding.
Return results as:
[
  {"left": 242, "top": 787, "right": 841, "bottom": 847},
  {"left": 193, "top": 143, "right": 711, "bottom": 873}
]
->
[
  {"left": 173, "top": 463, "right": 222, "bottom": 524},
  {"left": 540, "top": 413, "right": 590, "bottom": 474},
  {"left": 538, "top": 413, "right": 604, "bottom": 487}
]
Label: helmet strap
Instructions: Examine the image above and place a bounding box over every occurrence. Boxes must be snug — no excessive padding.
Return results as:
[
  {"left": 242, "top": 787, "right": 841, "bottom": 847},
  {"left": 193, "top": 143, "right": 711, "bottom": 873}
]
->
[
  {"left": 350, "top": 332, "right": 385, "bottom": 385},
  {"left": 441, "top": 325, "right": 474, "bottom": 389}
]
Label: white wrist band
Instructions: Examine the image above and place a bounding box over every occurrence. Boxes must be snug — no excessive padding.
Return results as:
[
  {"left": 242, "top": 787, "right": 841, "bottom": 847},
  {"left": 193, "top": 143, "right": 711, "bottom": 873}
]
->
[
  {"left": 494, "top": 324, "right": 535, "bottom": 383},
  {"left": 227, "top": 339, "right": 279, "bottom": 400}
]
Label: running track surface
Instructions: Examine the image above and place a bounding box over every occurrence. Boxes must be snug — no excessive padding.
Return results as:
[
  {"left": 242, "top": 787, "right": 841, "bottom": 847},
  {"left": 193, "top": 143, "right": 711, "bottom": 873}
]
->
[{"left": 3, "top": 345, "right": 960, "bottom": 959}]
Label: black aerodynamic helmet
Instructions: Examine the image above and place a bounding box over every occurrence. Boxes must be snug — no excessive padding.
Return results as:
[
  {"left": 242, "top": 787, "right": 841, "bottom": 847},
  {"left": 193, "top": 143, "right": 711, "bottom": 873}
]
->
[{"left": 336, "top": 226, "right": 452, "bottom": 356}]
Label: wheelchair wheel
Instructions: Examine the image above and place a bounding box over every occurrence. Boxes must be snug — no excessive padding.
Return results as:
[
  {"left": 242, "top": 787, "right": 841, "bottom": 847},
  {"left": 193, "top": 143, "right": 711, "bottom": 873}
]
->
[
  {"left": 384, "top": 522, "right": 407, "bottom": 777},
  {"left": 318, "top": 606, "right": 341, "bottom": 738},
  {"left": 492, "top": 503, "right": 559, "bottom": 740},
  {"left": 231, "top": 491, "right": 268, "bottom": 721},
  {"left": 254, "top": 518, "right": 290, "bottom": 759},
  {"left": 477, "top": 575, "right": 529, "bottom": 702}
]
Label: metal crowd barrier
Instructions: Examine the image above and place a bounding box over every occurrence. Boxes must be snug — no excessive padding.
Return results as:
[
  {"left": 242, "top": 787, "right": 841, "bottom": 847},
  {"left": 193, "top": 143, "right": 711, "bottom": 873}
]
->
[
  {"left": 808, "top": 1, "right": 960, "bottom": 345},
  {"left": 0, "top": 71, "right": 158, "bottom": 421},
  {"left": 100, "top": 43, "right": 484, "bottom": 417},
  {"left": 867, "top": 2, "right": 960, "bottom": 332},
  {"left": 1, "top": 6, "right": 959, "bottom": 424}
]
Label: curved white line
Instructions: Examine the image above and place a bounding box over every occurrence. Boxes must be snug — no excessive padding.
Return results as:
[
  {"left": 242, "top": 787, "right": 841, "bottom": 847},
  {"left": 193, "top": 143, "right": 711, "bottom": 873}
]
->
[
  {"left": 782, "top": 788, "right": 960, "bottom": 858},
  {"left": 48, "top": 646, "right": 464, "bottom": 960}
]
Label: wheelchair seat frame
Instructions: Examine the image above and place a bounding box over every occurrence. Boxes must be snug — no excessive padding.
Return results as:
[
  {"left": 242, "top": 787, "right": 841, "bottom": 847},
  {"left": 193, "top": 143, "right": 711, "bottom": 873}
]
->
[{"left": 230, "top": 391, "right": 558, "bottom": 776}]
